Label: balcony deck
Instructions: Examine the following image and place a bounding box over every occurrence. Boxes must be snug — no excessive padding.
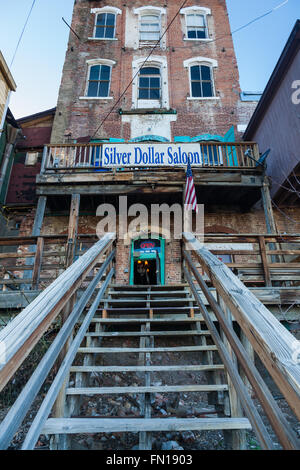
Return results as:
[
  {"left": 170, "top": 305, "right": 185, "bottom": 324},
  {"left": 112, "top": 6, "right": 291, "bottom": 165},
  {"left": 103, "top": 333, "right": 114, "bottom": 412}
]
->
[{"left": 37, "top": 142, "right": 264, "bottom": 201}]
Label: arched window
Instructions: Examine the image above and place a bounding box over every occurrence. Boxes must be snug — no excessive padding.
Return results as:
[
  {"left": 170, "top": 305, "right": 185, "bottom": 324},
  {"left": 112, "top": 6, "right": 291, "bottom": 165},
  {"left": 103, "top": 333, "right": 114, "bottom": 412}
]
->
[
  {"left": 95, "top": 13, "right": 116, "bottom": 39},
  {"left": 134, "top": 6, "right": 166, "bottom": 48},
  {"left": 140, "top": 14, "right": 160, "bottom": 42},
  {"left": 190, "top": 65, "right": 213, "bottom": 97},
  {"left": 90, "top": 7, "right": 122, "bottom": 40},
  {"left": 132, "top": 56, "right": 169, "bottom": 109},
  {"left": 81, "top": 59, "right": 116, "bottom": 100},
  {"left": 180, "top": 6, "right": 212, "bottom": 42},
  {"left": 138, "top": 67, "right": 161, "bottom": 100},
  {"left": 183, "top": 57, "right": 218, "bottom": 100}
]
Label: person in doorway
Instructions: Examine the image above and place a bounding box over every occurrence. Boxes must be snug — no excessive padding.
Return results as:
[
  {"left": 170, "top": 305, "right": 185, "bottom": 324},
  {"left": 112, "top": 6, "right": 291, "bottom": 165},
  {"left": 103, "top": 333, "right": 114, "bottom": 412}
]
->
[{"left": 137, "top": 260, "right": 150, "bottom": 285}]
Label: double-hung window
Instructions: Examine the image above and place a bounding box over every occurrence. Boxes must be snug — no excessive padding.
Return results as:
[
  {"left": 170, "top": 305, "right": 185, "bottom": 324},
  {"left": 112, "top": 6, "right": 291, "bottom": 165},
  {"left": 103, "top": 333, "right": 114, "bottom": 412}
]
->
[
  {"left": 190, "top": 65, "right": 213, "bottom": 98},
  {"left": 140, "top": 15, "right": 160, "bottom": 42},
  {"left": 95, "top": 13, "right": 116, "bottom": 39},
  {"left": 138, "top": 67, "right": 161, "bottom": 100},
  {"left": 180, "top": 6, "right": 211, "bottom": 41},
  {"left": 186, "top": 14, "right": 207, "bottom": 39},
  {"left": 87, "top": 64, "right": 111, "bottom": 98}
]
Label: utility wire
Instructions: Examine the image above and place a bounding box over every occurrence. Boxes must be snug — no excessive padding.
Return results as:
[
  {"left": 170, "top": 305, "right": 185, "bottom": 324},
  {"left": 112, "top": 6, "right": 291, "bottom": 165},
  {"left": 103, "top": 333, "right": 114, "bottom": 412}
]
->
[
  {"left": 91, "top": 0, "right": 189, "bottom": 139},
  {"left": 10, "top": 0, "right": 37, "bottom": 68}
]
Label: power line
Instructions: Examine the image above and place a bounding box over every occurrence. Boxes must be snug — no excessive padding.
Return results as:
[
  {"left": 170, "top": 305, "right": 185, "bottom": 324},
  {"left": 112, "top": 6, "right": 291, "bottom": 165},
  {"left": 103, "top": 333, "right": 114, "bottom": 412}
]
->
[
  {"left": 10, "top": 0, "right": 37, "bottom": 68},
  {"left": 91, "top": 0, "right": 189, "bottom": 139}
]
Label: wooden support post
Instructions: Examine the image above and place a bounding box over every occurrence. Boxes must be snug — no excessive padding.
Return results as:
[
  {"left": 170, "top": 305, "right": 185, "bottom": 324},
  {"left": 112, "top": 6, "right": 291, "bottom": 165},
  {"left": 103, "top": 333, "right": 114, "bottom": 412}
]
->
[
  {"left": 218, "top": 295, "right": 247, "bottom": 450},
  {"left": 32, "top": 237, "right": 44, "bottom": 290},
  {"left": 240, "top": 329, "right": 255, "bottom": 397},
  {"left": 261, "top": 177, "right": 276, "bottom": 235},
  {"left": 258, "top": 236, "right": 272, "bottom": 287},
  {"left": 65, "top": 194, "right": 80, "bottom": 268},
  {"left": 32, "top": 196, "right": 47, "bottom": 237}
]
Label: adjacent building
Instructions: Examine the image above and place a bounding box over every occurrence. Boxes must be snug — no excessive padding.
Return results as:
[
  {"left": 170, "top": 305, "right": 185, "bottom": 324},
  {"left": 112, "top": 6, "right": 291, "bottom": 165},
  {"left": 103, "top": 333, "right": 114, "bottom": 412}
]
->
[{"left": 244, "top": 20, "right": 300, "bottom": 205}]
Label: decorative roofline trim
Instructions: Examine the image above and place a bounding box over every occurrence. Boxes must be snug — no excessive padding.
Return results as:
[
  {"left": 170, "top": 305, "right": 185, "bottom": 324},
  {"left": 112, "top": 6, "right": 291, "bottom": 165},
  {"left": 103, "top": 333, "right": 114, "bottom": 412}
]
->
[
  {"left": 180, "top": 6, "right": 211, "bottom": 15},
  {"left": 134, "top": 6, "right": 166, "bottom": 16},
  {"left": 183, "top": 57, "right": 218, "bottom": 68},
  {"left": 86, "top": 58, "right": 116, "bottom": 67},
  {"left": 91, "top": 6, "right": 122, "bottom": 16}
]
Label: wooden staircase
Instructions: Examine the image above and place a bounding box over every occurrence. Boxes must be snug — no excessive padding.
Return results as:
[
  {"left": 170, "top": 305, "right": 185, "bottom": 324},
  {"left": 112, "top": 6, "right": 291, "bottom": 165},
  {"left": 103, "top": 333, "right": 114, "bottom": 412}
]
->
[
  {"left": 47, "top": 284, "right": 251, "bottom": 450},
  {"left": 0, "top": 233, "right": 299, "bottom": 451}
]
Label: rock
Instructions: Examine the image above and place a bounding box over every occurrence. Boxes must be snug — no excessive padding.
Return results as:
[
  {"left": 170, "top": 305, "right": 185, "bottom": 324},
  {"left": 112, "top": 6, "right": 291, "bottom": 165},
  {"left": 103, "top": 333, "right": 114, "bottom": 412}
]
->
[
  {"left": 159, "top": 408, "right": 168, "bottom": 416},
  {"left": 152, "top": 381, "right": 162, "bottom": 387},
  {"left": 161, "top": 441, "right": 184, "bottom": 451},
  {"left": 181, "top": 431, "right": 196, "bottom": 443},
  {"left": 132, "top": 445, "right": 140, "bottom": 450},
  {"left": 114, "top": 375, "right": 122, "bottom": 383}
]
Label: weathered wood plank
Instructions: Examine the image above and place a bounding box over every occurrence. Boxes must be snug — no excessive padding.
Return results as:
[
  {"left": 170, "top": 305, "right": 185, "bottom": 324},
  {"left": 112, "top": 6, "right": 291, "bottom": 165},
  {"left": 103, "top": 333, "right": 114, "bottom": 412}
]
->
[
  {"left": 42, "top": 417, "right": 252, "bottom": 434},
  {"left": 66, "top": 385, "right": 229, "bottom": 395},
  {"left": 77, "top": 346, "right": 218, "bottom": 353},
  {"left": 69, "top": 365, "right": 224, "bottom": 373}
]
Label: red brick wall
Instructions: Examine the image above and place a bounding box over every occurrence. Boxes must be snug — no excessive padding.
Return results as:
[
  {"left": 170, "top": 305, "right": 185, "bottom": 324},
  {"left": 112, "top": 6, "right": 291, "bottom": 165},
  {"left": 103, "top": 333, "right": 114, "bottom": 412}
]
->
[{"left": 51, "top": 0, "right": 253, "bottom": 143}]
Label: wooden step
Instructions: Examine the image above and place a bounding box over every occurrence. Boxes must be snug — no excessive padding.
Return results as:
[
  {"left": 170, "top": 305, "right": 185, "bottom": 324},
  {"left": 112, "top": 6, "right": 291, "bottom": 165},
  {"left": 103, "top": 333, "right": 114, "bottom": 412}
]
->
[
  {"left": 66, "top": 384, "right": 228, "bottom": 395},
  {"left": 85, "top": 330, "right": 211, "bottom": 338},
  {"left": 42, "top": 417, "right": 251, "bottom": 434},
  {"left": 91, "top": 317, "right": 204, "bottom": 324},
  {"left": 70, "top": 364, "right": 225, "bottom": 373},
  {"left": 77, "top": 346, "right": 218, "bottom": 353},
  {"left": 99, "top": 298, "right": 195, "bottom": 304},
  {"left": 108, "top": 290, "right": 190, "bottom": 296}
]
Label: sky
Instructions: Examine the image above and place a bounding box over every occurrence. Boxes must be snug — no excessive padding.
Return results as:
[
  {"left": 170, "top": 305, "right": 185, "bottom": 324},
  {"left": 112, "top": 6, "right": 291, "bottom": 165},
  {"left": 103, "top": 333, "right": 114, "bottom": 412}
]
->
[{"left": 0, "top": 0, "right": 299, "bottom": 119}]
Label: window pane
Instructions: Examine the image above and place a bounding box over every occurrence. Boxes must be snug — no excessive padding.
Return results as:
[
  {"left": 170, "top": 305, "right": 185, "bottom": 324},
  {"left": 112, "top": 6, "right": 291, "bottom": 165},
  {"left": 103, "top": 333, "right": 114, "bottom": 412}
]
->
[
  {"left": 187, "top": 29, "right": 197, "bottom": 39},
  {"left": 201, "top": 66, "right": 211, "bottom": 81},
  {"left": 89, "top": 66, "right": 100, "bottom": 81},
  {"left": 87, "top": 82, "right": 99, "bottom": 97},
  {"left": 106, "top": 14, "right": 115, "bottom": 26},
  {"left": 150, "top": 77, "right": 160, "bottom": 88},
  {"left": 97, "top": 14, "right": 106, "bottom": 25},
  {"left": 99, "top": 81, "right": 109, "bottom": 97},
  {"left": 141, "top": 32, "right": 160, "bottom": 40},
  {"left": 140, "top": 67, "right": 160, "bottom": 75},
  {"left": 95, "top": 26, "right": 105, "bottom": 38},
  {"left": 191, "top": 82, "right": 202, "bottom": 97},
  {"left": 139, "top": 77, "right": 150, "bottom": 88},
  {"left": 139, "top": 88, "right": 149, "bottom": 99},
  {"left": 100, "top": 65, "right": 110, "bottom": 80},
  {"left": 105, "top": 26, "right": 114, "bottom": 38},
  {"left": 191, "top": 66, "right": 200, "bottom": 80},
  {"left": 150, "top": 88, "right": 160, "bottom": 99},
  {"left": 142, "top": 15, "right": 159, "bottom": 21},
  {"left": 186, "top": 14, "right": 195, "bottom": 26},
  {"left": 202, "top": 82, "right": 213, "bottom": 97},
  {"left": 196, "top": 29, "right": 206, "bottom": 39}
]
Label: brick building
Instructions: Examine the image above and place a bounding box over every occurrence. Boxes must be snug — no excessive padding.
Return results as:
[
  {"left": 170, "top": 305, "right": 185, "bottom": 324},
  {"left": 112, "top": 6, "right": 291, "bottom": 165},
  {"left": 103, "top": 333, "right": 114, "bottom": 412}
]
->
[{"left": 13, "top": 1, "right": 300, "bottom": 290}]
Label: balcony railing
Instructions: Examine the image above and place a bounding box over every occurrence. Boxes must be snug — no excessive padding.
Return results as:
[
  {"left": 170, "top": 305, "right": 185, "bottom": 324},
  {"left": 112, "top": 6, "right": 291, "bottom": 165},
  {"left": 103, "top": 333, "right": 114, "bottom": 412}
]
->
[{"left": 41, "top": 142, "right": 260, "bottom": 172}]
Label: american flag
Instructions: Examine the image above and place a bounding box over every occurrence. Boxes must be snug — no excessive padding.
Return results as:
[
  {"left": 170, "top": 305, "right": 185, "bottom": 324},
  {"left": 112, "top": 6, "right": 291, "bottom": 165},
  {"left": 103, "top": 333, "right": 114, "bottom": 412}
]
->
[{"left": 184, "top": 158, "right": 198, "bottom": 212}]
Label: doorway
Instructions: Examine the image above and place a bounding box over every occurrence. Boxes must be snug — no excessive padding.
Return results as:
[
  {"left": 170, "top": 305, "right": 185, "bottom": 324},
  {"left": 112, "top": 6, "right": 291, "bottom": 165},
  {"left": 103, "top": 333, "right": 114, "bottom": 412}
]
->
[{"left": 130, "top": 237, "right": 165, "bottom": 286}]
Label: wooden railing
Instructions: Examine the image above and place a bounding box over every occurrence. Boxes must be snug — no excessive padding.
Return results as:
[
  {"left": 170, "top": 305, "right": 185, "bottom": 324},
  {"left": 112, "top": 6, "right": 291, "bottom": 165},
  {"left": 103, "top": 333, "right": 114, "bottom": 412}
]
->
[
  {"left": 41, "top": 142, "right": 260, "bottom": 172},
  {"left": 0, "top": 233, "right": 115, "bottom": 449},
  {"left": 1, "top": 233, "right": 300, "bottom": 294},
  {"left": 183, "top": 232, "right": 300, "bottom": 450}
]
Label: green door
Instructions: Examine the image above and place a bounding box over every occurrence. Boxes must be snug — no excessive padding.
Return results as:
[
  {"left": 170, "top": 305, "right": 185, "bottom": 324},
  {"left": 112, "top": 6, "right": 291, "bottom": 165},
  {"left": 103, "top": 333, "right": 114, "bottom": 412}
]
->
[{"left": 130, "top": 237, "right": 165, "bottom": 285}]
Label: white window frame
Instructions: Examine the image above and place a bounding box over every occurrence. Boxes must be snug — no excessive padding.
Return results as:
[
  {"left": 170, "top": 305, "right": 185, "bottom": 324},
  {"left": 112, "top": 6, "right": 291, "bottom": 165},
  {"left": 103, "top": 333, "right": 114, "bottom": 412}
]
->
[
  {"left": 183, "top": 57, "right": 219, "bottom": 100},
  {"left": 134, "top": 6, "right": 166, "bottom": 49},
  {"left": 80, "top": 59, "right": 116, "bottom": 100},
  {"left": 89, "top": 6, "right": 122, "bottom": 40},
  {"left": 132, "top": 56, "right": 169, "bottom": 109},
  {"left": 180, "top": 6, "right": 212, "bottom": 42}
]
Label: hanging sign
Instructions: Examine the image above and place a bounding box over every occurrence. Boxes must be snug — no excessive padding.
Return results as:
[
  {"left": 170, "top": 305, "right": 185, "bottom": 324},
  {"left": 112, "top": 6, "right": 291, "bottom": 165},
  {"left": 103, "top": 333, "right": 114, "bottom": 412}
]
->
[{"left": 100, "top": 143, "right": 211, "bottom": 167}]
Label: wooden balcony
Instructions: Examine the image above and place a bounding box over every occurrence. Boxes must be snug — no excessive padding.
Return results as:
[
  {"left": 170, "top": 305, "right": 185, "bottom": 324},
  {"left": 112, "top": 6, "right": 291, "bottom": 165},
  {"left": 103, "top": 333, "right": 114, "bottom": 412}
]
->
[{"left": 40, "top": 141, "right": 261, "bottom": 173}]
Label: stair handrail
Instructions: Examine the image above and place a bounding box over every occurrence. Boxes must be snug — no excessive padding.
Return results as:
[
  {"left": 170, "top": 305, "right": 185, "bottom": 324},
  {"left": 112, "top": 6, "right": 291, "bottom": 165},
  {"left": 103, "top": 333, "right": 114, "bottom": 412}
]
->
[
  {"left": 0, "top": 232, "right": 115, "bottom": 392},
  {"left": 183, "top": 232, "right": 300, "bottom": 450}
]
